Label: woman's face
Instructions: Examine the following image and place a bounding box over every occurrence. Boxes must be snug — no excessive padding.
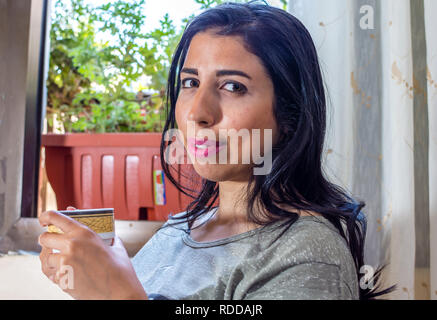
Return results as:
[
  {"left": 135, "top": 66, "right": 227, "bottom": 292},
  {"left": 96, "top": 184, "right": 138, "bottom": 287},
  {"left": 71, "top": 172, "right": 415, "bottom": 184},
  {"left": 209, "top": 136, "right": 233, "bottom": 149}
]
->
[{"left": 175, "top": 30, "right": 279, "bottom": 182}]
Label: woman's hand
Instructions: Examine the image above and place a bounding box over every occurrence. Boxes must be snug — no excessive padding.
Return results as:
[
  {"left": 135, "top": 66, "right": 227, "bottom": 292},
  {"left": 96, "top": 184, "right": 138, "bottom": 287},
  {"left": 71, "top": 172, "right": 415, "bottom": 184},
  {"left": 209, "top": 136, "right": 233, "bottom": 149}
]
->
[{"left": 38, "top": 209, "right": 148, "bottom": 300}]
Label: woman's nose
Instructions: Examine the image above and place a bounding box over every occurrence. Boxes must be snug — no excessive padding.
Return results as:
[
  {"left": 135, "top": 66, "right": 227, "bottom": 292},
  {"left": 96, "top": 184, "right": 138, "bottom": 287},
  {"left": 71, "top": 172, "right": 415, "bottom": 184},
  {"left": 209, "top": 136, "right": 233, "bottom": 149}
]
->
[{"left": 187, "top": 86, "right": 218, "bottom": 128}]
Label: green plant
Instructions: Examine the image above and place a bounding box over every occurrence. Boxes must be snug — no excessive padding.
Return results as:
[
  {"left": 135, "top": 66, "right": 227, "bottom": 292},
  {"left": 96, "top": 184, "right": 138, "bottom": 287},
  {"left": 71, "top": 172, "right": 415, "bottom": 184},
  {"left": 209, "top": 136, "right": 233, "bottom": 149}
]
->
[
  {"left": 193, "top": 0, "right": 288, "bottom": 10},
  {"left": 47, "top": 0, "right": 180, "bottom": 133},
  {"left": 46, "top": 0, "right": 287, "bottom": 133}
]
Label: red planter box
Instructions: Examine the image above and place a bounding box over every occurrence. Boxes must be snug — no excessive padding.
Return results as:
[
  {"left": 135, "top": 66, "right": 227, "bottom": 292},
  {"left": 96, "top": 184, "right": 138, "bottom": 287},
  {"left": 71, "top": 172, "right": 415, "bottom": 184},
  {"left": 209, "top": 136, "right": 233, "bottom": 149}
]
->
[{"left": 41, "top": 133, "right": 197, "bottom": 221}]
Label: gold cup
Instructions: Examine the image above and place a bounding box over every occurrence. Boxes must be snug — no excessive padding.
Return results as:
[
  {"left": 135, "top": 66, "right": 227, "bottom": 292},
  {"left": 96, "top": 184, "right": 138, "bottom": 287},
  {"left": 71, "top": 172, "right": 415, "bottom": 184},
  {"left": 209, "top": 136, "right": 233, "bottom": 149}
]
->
[{"left": 47, "top": 208, "right": 115, "bottom": 246}]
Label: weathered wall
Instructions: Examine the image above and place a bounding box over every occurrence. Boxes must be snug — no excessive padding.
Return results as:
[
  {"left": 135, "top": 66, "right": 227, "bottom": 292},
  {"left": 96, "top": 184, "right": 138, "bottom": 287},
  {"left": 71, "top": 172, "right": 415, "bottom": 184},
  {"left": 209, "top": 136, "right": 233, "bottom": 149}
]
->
[{"left": 0, "top": 0, "right": 32, "bottom": 238}]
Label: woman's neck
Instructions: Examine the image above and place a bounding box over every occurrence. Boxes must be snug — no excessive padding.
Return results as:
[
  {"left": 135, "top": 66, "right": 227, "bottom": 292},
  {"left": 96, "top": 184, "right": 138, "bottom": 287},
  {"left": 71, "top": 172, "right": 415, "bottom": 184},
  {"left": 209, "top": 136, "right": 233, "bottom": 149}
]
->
[
  {"left": 189, "top": 180, "right": 260, "bottom": 242},
  {"left": 216, "top": 180, "right": 250, "bottom": 224},
  {"left": 190, "top": 180, "right": 323, "bottom": 241},
  {"left": 216, "top": 181, "right": 324, "bottom": 223}
]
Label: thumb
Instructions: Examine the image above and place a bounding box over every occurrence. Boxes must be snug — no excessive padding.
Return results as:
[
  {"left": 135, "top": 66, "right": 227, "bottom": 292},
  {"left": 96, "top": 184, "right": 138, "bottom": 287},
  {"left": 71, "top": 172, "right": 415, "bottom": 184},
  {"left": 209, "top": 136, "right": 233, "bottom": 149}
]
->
[
  {"left": 66, "top": 206, "right": 77, "bottom": 210},
  {"left": 112, "top": 235, "right": 125, "bottom": 248},
  {"left": 111, "top": 236, "right": 130, "bottom": 257}
]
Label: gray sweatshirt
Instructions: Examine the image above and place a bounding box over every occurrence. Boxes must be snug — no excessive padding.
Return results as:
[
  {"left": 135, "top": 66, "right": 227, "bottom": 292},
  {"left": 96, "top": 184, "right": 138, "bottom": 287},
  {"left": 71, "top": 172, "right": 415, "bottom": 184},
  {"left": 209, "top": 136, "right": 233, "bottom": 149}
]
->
[{"left": 132, "top": 209, "right": 359, "bottom": 300}]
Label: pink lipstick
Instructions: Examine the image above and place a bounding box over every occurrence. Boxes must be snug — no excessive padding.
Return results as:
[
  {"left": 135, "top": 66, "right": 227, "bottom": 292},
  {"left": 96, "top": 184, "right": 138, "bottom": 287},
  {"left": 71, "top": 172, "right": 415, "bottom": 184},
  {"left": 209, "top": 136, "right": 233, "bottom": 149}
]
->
[{"left": 187, "top": 138, "right": 226, "bottom": 158}]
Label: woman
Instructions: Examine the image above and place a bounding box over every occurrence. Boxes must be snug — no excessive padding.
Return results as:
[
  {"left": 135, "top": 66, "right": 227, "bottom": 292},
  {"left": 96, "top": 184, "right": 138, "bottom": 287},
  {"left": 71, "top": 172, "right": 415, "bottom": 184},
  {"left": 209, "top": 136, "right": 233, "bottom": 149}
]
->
[{"left": 38, "top": 2, "right": 394, "bottom": 300}]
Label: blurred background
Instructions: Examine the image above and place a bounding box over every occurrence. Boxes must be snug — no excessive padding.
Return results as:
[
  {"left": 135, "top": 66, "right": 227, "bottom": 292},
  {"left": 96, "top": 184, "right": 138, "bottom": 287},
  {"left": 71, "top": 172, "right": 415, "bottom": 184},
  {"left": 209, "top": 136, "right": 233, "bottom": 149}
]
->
[{"left": 0, "top": 0, "right": 436, "bottom": 300}]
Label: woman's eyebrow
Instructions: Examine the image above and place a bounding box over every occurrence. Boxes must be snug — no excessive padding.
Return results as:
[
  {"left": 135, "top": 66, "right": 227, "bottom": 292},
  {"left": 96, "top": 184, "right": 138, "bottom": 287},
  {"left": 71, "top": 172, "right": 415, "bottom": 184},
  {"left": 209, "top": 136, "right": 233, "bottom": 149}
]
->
[
  {"left": 217, "top": 69, "right": 252, "bottom": 80},
  {"left": 180, "top": 67, "right": 252, "bottom": 80},
  {"left": 180, "top": 67, "right": 198, "bottom": 75}
]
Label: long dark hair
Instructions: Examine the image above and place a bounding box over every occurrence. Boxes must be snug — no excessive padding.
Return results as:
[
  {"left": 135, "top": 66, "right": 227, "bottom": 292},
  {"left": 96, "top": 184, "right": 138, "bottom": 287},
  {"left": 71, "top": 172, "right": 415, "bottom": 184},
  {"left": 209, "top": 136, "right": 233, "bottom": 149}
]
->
[{"left": 159, "top": 1, "right": 395, "bottom": 300}]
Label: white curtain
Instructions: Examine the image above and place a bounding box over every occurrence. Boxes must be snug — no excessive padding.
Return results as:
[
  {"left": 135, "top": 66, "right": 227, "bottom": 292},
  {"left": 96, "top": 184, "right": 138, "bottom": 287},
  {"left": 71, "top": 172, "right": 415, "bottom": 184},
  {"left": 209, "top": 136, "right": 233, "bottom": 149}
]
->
[
  {"left": 425, "top": 0, "right": 437, "bottom": 302},
  {"left": 288, "top": 0, "right": 436, "bottom": 299}
]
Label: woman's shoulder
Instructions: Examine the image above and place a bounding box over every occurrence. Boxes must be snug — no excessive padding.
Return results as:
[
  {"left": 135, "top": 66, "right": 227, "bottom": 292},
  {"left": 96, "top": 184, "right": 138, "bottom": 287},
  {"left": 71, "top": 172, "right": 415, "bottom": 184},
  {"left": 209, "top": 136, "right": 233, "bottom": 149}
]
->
[
  {"left": 132, "top": 211, "right": 190, "bottom": 262},
  {"left": 246, "top": 214, "right": 359, "bottom": 299},
  {"left": 271, "top": 207, "right": 348, "bottom": 250},
  {"left": 260, "top": 215, "right": 358, "bottom": 293},
  {"left": 263, "top": 214, "right": 354, "bottom": 267},
  {"left": 142, "top": 211, "right": 191, "bottom": 241}
]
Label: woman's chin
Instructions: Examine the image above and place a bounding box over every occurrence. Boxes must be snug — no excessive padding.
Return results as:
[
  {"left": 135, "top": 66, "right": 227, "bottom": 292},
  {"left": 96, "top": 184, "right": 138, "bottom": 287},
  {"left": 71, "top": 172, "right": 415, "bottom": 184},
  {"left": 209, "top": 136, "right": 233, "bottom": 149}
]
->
[{"left": 191, "top": 162, "right": 252, "bottom": 182}]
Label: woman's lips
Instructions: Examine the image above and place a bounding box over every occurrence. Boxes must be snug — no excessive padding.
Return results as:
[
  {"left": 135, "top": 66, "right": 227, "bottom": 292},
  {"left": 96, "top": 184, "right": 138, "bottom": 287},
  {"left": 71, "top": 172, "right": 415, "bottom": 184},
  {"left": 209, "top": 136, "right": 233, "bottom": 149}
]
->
[{"left": 187, "top": 138, "right": 226, "bottom": 158}]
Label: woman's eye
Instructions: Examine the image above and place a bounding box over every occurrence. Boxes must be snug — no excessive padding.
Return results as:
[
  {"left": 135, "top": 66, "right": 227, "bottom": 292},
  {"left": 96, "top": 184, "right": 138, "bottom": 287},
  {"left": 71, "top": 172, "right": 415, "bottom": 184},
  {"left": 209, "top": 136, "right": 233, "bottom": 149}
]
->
[
  {"left": 181, "top": 78, "right": 199, "bottom": 88},
  {"left": 222, "top": 82, "right": 247, "bottom": 94}
]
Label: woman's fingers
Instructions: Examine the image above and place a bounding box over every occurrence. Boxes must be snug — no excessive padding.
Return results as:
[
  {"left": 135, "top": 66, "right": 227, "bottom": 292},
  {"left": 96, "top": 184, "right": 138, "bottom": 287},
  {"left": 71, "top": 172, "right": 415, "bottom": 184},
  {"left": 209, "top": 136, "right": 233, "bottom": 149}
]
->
[
  {"left": 40, "top": 247, "right": 53, "bottom": 271},
  {"left": 39, "top": 247, "right": 57, "bottom": 280},
  {"left": 47, "top": 252, "right": 62, "bottom": 269},
  {"left": 39, "top": 232, "right": 68, "bottom": 251},
  {"left": 39, "top": 210, "right": 80, "bottom": 233},
  {"left": 66, "top": 206, "right": 77, "bottom": 210},
  {"left": 112, "top": 235, "right": 124, "bottom": 248}
]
